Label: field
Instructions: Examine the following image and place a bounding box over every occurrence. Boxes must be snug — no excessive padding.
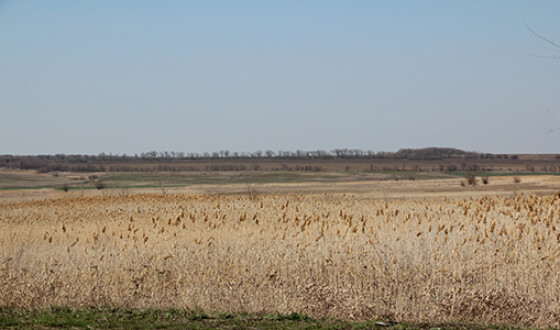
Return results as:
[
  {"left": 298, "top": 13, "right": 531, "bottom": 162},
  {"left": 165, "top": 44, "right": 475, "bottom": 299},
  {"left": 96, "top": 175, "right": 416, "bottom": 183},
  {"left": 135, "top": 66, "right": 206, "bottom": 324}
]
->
[{"left": 2, "top": 172, "right": 560, "bottom": 328}]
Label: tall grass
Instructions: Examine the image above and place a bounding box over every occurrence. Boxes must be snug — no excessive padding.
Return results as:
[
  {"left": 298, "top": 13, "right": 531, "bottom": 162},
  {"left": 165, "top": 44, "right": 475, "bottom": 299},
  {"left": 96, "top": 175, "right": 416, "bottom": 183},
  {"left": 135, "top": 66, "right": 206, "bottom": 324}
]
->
[{"left": 1, "top": 192, "right": 560, "bottom": 327}]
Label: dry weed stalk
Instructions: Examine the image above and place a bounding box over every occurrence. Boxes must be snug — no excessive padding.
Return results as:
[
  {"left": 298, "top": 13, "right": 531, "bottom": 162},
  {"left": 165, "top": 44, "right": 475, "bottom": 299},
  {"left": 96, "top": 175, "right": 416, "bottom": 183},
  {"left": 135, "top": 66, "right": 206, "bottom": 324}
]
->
[{"left": 1, "top": 192, "right": 560, "bottom": 327}]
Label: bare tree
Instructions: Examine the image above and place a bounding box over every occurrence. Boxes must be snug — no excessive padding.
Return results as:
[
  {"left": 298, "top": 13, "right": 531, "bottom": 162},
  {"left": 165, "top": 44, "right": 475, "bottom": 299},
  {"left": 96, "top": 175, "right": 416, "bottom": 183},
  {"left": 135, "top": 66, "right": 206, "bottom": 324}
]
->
[
  {"left": 526, "top": 24, "right": 560, "bottom": 133},
  {"left": 526, "top": 23, "right": 560, "bottom": 59}
]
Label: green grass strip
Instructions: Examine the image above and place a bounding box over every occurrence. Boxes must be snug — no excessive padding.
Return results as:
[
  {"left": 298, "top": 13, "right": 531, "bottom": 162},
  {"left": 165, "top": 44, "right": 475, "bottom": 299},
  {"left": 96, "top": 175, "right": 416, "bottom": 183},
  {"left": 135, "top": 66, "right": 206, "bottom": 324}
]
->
[{"left": 0, "top": 307, "right": 533, "bottom": 329}]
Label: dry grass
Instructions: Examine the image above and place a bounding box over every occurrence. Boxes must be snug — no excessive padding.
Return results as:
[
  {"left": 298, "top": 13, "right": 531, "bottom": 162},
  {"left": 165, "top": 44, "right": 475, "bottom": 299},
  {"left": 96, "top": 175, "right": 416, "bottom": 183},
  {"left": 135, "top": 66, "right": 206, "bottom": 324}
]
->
[{"left": 1, "top": 192, "right": 560, "bottom": 327}]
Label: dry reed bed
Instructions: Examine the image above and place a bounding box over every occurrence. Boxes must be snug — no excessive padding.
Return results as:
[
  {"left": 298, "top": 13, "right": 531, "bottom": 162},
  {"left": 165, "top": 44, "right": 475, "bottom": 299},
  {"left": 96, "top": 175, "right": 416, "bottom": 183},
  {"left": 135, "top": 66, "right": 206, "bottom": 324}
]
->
[{"left": 1, "top": 192, "right": 560, "bottom": 327}]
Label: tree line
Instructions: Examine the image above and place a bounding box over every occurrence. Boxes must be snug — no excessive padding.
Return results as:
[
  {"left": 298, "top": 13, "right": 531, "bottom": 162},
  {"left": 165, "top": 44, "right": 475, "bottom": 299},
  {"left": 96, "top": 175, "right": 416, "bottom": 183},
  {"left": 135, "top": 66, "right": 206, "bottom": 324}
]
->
[{"left": 0, "top": 147, "right": 507, "bottom": 173}]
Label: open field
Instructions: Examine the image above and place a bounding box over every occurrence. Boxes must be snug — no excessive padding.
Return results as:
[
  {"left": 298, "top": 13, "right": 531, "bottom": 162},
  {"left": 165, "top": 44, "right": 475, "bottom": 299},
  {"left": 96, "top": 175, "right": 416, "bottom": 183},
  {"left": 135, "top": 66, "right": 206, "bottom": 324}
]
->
[
  {"left": 2, "top": 167, "right": 560, "bottom": 202},
  {"left": 2, "top": 176, "right": 560, "bottom": 328},
  {"left": 0, "top": 168, "right": 446, "bottom": 191},
  {"left": 2, "top": 150, "right": 560, "bottom": 200}
]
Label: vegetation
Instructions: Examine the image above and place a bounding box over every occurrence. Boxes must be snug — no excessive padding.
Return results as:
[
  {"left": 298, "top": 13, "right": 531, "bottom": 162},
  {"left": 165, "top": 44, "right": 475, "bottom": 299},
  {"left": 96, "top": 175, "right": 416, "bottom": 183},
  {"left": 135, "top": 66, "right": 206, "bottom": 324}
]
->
[
  {"left": 465, "top": 173, "right": 477, "bottom": 186},
  {"left": 0, "top": 170, "right": 444, "bottom": 191},
  {"left": 0, "top": 307, "right": 525, "bottom": 329},
  {"left": 2, "top": 192, "right": 560, "bottom": 327},
  {"left": 94, "top": 180, "right": 106, "bottom": 190},
  {"left": 1, "top": 148, "right": 556, "bottom": 174},
  {"left": 0, "top": 308, "right": 328, "bottom": 329}
]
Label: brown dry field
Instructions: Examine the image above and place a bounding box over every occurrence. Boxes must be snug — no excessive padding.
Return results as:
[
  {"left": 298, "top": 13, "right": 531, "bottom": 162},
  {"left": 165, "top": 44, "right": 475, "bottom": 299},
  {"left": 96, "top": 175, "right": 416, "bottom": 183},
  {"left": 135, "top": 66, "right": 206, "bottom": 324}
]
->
[{"left": 2, "top": 175, "right": 560, "bottom": 327}]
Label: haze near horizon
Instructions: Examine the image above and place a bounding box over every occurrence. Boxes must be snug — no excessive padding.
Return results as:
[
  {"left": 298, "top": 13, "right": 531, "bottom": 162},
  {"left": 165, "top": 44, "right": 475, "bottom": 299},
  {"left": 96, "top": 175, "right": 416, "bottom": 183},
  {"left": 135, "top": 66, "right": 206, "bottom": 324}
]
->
[{"left": 1, "top": 1, "right": 559, "bottom": 156}]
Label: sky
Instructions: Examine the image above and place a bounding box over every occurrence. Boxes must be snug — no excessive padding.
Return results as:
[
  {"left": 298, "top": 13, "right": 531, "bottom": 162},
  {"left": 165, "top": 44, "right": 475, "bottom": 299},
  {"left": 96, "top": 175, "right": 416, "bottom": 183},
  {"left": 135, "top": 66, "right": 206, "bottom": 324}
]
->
[{"left": 1, "top": 1, "right": 560, "bottom": 155}]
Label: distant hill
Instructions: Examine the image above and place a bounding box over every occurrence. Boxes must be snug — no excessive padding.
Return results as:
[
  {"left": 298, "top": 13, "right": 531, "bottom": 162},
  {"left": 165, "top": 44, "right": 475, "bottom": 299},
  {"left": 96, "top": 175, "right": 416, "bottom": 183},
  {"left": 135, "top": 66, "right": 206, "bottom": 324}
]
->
[{"left": 394, "top": 147, "right": 479, "bottom": 160}]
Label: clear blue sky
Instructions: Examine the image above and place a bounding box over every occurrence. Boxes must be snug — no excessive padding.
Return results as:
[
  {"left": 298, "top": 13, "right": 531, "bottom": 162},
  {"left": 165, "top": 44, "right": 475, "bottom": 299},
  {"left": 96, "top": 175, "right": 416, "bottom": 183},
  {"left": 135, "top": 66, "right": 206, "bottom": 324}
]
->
[{"left": 1, "top": 1, "right": 559, "bottom": 155}]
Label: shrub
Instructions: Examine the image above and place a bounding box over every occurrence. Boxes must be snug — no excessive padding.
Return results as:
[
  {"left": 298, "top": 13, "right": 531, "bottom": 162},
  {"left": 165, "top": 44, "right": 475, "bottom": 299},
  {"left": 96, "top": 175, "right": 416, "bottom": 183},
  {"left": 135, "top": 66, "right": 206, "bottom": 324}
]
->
[
  {"left": 95, "top": 180, "right": 106, "bottom": 190},
  {"left": 465, "top": 172, "right": 477, "bottom": 186},
  {"left": 481, "top": 176, "right": 489, "bottom": 185},
  {"left": 514, "top": 176, "right": 521, "bottom": 184}
]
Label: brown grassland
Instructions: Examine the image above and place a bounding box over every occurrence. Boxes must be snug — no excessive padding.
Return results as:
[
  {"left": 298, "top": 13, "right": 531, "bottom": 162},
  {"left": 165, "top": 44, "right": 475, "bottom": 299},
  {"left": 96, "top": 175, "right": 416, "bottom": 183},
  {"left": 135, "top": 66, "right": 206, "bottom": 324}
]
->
[{"left": 2, "top": 175, "right": 560, "bottom": 327}]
